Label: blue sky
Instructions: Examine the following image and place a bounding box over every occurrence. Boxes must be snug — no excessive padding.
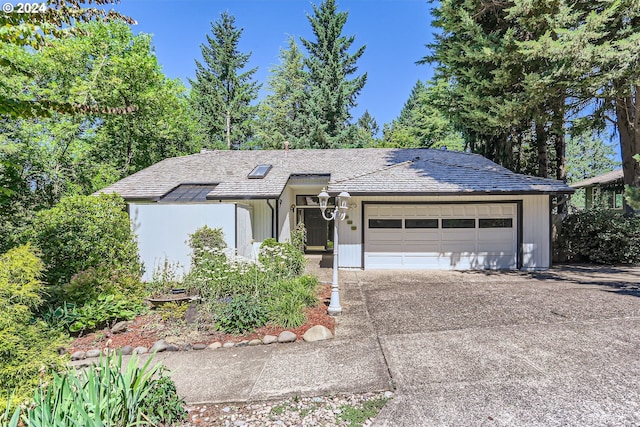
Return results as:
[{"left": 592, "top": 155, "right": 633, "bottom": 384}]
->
[{"left": 113, "top": 0, "right": 436, "bottom": 129}]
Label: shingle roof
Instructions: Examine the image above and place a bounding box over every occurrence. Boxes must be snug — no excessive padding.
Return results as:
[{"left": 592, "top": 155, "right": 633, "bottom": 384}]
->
[
  {"left": 571, "top": 169, "right": 623, "bottom": 189},
  {"left": 97, "top": 148, "right": 573, "bottom": 200}
]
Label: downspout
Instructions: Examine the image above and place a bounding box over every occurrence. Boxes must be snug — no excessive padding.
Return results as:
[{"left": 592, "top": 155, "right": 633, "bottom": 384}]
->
[{"left": 266, "top": 199, "right": 277, "bottom": 240}]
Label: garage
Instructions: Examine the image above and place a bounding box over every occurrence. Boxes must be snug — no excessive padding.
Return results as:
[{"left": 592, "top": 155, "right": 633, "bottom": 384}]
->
[{"left": 364, "top": 203, "right": 519, "bottom": 270}]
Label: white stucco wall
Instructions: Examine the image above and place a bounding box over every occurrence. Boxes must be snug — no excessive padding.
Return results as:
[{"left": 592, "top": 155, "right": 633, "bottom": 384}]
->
[{"left": 130, "top": 203, "right": 237, "bottom": 281}]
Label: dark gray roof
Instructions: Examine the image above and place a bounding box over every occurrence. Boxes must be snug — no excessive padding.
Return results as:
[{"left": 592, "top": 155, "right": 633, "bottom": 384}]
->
[
  {"left": 98, "top": 148, "right": 573, "bottom": 200},
  {"left": 571, "top": 169, "right": 623, "bottom": 189}
]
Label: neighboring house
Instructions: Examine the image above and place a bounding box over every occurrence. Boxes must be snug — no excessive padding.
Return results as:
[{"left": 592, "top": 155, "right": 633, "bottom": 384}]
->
[
  {"left": 98, "top": 148, "right": 573, "bottom": 277},
  {"left": 571, "top": 169, "right": 624, "bottom": 210}
]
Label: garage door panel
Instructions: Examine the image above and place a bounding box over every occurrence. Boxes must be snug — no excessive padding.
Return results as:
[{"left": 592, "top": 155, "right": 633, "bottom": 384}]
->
[{"left": 365, "top": 203, "right": 517, "bottom": 270}]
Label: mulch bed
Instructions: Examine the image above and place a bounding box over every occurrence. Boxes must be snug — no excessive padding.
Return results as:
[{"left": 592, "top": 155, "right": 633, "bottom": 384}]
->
[{"left": 69, "top": 284, "right": 336, "bottom": 354}]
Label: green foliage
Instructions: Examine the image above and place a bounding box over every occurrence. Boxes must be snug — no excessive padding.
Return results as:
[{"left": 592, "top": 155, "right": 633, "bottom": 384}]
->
[
  {"left": 214, "top": 295, "right": 268, "bottom": 334},
  {"left": 339, "top": 398, "right": 389, "bottom": 426},
  {"left": 566, "top": 132, "right": 618, "bottom": 184},
  {"left": 188, "top": 225, "right": 227, "bottom": 266},
  {"left": 625, "top": 154, "right": 640, "bottom": 211},
  {"left": 190, "top": 12, "right": 260, "bottom": 149},
  {"left": 267, "top": 276, "right": 319, "bottom": 329},
  {"left": 290, "top": 222, "right": 307, "bottom": 253},
  {"left": 184, "top": 230, "right": 316, "bottom": 333},
  {"left": 147, "top": 258, "right": 184, "bottom": 297},
  {"left": 267, "top": 292, "right": 307, "bottom": 329},
  {"left": 255, "top": 37, "right": 309, "bottom": 149},
  {"left": 0, "top": 245, "right": 67, "bottom": 409},
  {"left": 69, "top": 294, "right": 143, "bottom": 334},
  {"left": 0, "top": 1, "right": 134, "bottom": 118},
  {"left": 30, "top": 193, "right": 142, "bottom": 298},
  {"left": 382, "top": 80, "right": 464, "bottom": 151},
  {"left": 63, "top": 266, "right": 145, "bottom": 307},
  {"left": 259, "top": 238, "right": 307, "bottom": 278},
  {"left": 5, "top": 354, "right": 185, "bottom": 427},
  {"left": 557, "top": 210, "right": 640, "bottom": 264},
  {"left": 157, "top": 302, "right": 189, "bottom": 323},
  {"left": 299, "top": 0, "right": 367, "bottom": 148}
]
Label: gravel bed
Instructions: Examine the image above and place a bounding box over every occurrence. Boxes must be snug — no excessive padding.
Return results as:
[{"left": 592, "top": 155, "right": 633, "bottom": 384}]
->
[{"left": 180, "top": 391, "right": 392, "bottom": 427}]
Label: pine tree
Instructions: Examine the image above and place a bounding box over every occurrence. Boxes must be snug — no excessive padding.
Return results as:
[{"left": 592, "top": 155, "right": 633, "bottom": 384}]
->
[
  {"left": 190, "top": 12, "right": 260, "bottom": 149},
  {"left": 300, "top": 0, "right": 367, "bottom": 148},
  {"left": 255, "top": 37, "right": 308, "bottom": 149}
]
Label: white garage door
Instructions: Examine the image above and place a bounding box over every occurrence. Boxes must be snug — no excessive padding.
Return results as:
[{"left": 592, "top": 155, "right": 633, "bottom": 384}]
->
[{"left": 364, "top": 204, "right": 517, "bottom": 270}]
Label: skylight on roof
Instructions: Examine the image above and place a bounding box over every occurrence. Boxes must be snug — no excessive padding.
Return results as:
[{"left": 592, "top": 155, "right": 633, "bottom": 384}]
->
[
  {"left": 160, "top": 184, "right": 217, "bottom": 203},
  {"left": 248, "top": 164, "right": 272, "bottom": 179}
]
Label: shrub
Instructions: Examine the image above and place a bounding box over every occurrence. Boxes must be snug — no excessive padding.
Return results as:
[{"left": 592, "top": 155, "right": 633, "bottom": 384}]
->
[
  {"left": 30, "top": 194, "right": 143, "bottom": 301},
  {"left": 214, "top": 295, "right": 268, "bottom": 334},
  {"left": 188, "top": 225, "right": 226, "bottom": 266},
  {"left": 557, "top": 209, "right": 640, "bottom": 264},
  {"left": 0, "top": 245, "right": 67, "bottom": 409},
  {"left": 259, "top": 238, "right": 306, "bottom": 278},
  {"left": 147, "top": 257, "right": 184, "bottom": 297},
  {"left": 4, "top": 354, "right": 185, "bottom": 427},
  {"left": 63, "top": 265, "right": 145, "bottom": 307}
]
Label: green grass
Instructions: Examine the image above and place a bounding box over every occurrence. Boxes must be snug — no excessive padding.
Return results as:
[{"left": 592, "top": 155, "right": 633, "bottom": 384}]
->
[{"left": 338, "top": 398, "right": 389, "bottom": 426}]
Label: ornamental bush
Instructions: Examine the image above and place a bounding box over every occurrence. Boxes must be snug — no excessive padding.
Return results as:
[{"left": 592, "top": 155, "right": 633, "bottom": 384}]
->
[
  {"left": 258, "top": 238, "right": 306, "bottom": 278},
  {"left": 557, "top": 209, "right": 640, "bottom": 264},
  {"left": 0, "top": 245, "right": 67, "bottom": 409},
  {"left": 30, "top": 193, "right": 143, "bottom": 303}
]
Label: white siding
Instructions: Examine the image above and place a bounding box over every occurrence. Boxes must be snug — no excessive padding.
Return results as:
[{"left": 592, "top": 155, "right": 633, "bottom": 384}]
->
[
  {"left": 235, "top": 204, "right": 254, "bottom": 259},
  {"left": 278, "top": 187, "right": 293, "bottom": 243},
  {"left": 225, "top": 199, "right": 274, "bottom": 252},
  {"left": 522, "top": 195, "right": 551, "bottom": 270},
  {"left": 130, "top": 203, "right": 236, "bottom": 281},
  {"left": 334, "top": 195, "right": 552, "bottom": 270}
]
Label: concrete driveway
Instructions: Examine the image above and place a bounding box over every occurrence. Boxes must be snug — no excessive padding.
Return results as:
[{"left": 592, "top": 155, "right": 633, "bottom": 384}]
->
[{"left": 346, "top": 266, "right": 640, "bottom": 426}]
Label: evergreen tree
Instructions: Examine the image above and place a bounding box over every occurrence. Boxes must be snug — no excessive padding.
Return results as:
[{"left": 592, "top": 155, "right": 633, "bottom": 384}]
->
[
  {"left": 255, "top": 37, "right": 308, "bottom": 149},
  {"left": 190, "top": 12, "right": 260, "bottom": 149},
  {"left": 300, "top": 0, "right": 367, "bottom": 148},
  {"left": 382, "top": 80, "right": 464, "bottom": 150},
  {"left": 565, "top": 132, "right": 617, "bottom": 183}
]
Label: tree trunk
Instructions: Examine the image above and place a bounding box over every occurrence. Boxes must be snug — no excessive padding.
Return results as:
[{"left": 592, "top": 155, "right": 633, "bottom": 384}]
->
[
  {"left": 226, "top": 110, "right": 231, "bottom": 150},
  {"left": 551, "top": 101, "right": 566, "bottom": 183},
  {"left": 535, "top": 121, "right": 549, "bottom": 178},
  {"left": 615, "top": 87, "right": 640, "bottom": 187}
]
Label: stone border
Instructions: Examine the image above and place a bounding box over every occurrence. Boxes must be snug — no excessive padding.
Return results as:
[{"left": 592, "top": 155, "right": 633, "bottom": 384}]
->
[{"left": 70, "top": 325, "right": 333, "bottom": 361}]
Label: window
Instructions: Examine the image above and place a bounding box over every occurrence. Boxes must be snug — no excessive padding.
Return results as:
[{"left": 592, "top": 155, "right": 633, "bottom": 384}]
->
[
  {"left": 248, "top": 164, "right": 272, "bottom": 179},
  {"left": 405, "top": 219, "right": 438, "bottom": 229},
  {"left": 160, "top": 184, "right": 217, "bottom": 203},
  {"left": 479, "top": 218, "right": 513, "bottom": 228},
  {"left": 368, "top": 219, "right": 402, "bottom": 229},
  {"left": 442, "top": 219, "right": 475, "bottom": 228}
]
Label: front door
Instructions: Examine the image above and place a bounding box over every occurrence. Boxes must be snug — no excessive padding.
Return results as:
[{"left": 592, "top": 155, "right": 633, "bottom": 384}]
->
[{"left": 303, "top": 208, "right": 329, "bottom": 250}]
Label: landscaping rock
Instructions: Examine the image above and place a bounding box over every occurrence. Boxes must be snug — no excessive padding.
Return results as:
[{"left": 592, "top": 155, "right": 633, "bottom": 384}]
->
[
  {"left": 166, "top": 344, "right": 180, "bottom": 352},
  {"left": 262, "top": 335, "right": 278, "bottom": 345},
  {"left": 133, "top": 346, "right": 148, "bottom": 355},
  {"left": 185, "top": 302, "right": 199, "bottom": 324},
  {"left": 302, "top": 325, "right": 334, "bottom": 342},
  {"left": 236, "top": 340, "right": 249, "bottom": 347},
  {"left": 85, "top": 349, "right": 101, "bottom": 358},
  {"left": 278, "top": 331, "right": 297, "bottom": 343},
  {"left": 120, "top": 345, "right": 134, "bottom": 356},
  {"left": 193, "top": 343, "right": 207, "bottom": 350},
  {"left": 207, "top": 342, "right": 222, "bottom": 350},
  {"left": 248, "top": 339, "right": 262, "bottom": 346},
  {"left": 110, "top": 321, "right": 130, "bottom": 334},
  {"left": 70, "top": 351, "right": 86, "bottom": 361},
  {"left": 181, "top": 344, "right": 193, "bottom": 351},
  {"left": 222, "top": 342, "right": 235, "bottom": 348},
  {"left": 150, "top": 340, "right": 168, "bottom": 353}
]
